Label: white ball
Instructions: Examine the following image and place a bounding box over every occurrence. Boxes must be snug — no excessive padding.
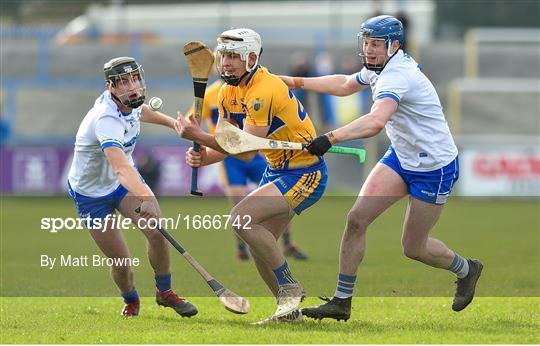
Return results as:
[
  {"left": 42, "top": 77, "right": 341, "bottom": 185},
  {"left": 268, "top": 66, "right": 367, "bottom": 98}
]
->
[{"left": 149, "top": 97, "right": 163, "bottom": 111}]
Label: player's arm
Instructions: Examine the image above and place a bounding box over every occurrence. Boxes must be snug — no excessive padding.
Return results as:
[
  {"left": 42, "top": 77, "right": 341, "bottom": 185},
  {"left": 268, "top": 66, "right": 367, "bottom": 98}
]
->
[
  {"left": 306, "top": 98, "right": 397, "bottom": 156},
  {"left": 185, "top": 141, "right": 235, "bottom": 168},
  {"left": 96, "top": 115, "right": 154, "bottom": 197},
  {"left": 175, "top": 112, "right": 230, "bottom": 153},
  {"left": 280, "top": 73, "right": 368, "bottom": 96},
  {"left": 331, "top": 97, "right": 397, "bottom": 142},
  {"left": 103, "top": 146, "right": 158, "bottom": 219},
  {"left": 183, "top": 115, "right": 246, "bottom": 169},
  {"left": 103, "top": 146, "right": 153, "bottom": 199},
  {"left": 140, "top": 104, "right": 176, "bottom": 129}
]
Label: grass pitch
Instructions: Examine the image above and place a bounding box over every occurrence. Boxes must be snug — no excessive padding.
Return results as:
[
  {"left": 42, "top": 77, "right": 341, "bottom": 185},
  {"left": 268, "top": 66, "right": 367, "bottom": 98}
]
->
[
  {"left": 1, "top": 196, "right": 539, "bottom": 343},
  {"left": 1, "top": 297, "right": 538, "bottom": 343}
]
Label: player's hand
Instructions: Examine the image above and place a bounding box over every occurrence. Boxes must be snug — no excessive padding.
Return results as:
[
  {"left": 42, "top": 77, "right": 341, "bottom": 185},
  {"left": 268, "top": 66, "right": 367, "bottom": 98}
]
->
[
  {"left": 186, "top": 145, "right": 206, "bottom": 168},
  {"left": 306, "top": 134, "right": 333, "bottom": 156},
  {"left": 279, "top": 75, "right": 304, "bottom": 89},
  {"left": 138, "top": 199, "right": 159, "bottom": 221},
  {"left": 175, "top": 111, "right": 202, "bottom": 141}
]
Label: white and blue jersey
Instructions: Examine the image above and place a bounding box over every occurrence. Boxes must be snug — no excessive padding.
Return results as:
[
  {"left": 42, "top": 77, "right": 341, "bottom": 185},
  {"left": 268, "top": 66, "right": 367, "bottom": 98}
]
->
[
  {"left": 68, "top": 91, "right": 141, "bottom": 197},
  {"left": 356, "top": 50, "right": 459, "bottom": 204},
  {"left": 67, "top": 91, "right": 141, "bottom": 220},
  {"left": 356, "top": 50, "right": 458, "bottom": 172}
]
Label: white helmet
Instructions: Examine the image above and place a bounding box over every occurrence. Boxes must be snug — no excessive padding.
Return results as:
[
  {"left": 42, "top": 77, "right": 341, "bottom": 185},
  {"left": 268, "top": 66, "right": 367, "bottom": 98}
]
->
[{"left": 216, "top": 28, "right": 262, "bottom": 85}]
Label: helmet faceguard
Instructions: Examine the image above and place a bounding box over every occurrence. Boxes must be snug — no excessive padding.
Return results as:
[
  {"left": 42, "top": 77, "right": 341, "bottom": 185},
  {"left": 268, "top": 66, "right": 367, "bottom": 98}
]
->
[
  {"left": 357, "top": 15, "right": 404, "bottom": 72},
  {"left": 216, "top": 28, "right": 262, "bottom": 86},
  {"left": 104, "top": 57, "right": 146, "bottom": 108}
]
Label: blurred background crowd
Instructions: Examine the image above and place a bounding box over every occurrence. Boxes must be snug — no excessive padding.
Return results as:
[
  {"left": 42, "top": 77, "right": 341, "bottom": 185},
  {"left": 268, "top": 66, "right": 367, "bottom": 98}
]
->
[{"left": 1, "top": 0, "right": 538, "bottom": 197}]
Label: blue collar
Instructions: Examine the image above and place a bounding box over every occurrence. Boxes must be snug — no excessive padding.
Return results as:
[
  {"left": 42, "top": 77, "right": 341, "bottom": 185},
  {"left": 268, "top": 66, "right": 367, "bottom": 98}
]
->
[
  {"left": 244, "top": 65, "right": 260, "bottom": 86},
  {"left": 119, "top": 109, "right": 132, "bottom": 117}
]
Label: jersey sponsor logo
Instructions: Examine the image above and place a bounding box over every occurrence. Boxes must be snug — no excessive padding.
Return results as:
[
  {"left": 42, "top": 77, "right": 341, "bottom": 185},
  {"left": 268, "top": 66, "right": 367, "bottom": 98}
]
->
[{"left": 420, "top": 189, "right": 435, "bottom": 197}]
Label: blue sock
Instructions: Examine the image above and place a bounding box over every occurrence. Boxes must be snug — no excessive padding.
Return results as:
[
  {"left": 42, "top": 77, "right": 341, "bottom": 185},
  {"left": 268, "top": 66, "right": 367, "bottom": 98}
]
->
[
  {"left": 334, "top": 273, "right": 356, "bottom": 299},
  {"left": 155, "top": 273, "right": 172, "bottom": 292},
  {"left": 121, "top": 288, "right": 139, "bottom": 304},
  {"left": 238, "top": 242, "right": 247, "bottom": 252},
  {"left": 272, "top": 261, "right": 297, "bottom": 285}
]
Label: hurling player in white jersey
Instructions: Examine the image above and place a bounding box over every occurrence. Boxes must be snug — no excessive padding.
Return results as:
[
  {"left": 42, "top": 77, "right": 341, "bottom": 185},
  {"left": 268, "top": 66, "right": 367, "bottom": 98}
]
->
[
  {"left": 281, "top": 15, "right": 483, "bottom": 320},
  {"left": 67, "top": 57, "right": 197, "bottom": 318}
]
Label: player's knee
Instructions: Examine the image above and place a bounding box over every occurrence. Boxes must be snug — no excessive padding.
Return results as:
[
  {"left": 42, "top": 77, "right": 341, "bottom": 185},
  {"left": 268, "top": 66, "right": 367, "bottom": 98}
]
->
[
  {"left": 229, "top": 207, "right": 244, "bottom": 233},
  {"left": 145, "top": 229, "right": 167, "bottom": 247},
  {"left": 231, "top": 202, "right": 259, "bottom": 232},
  {"left": 345, "top": 210, "right": 369, "bottom": 234},
  {"left": 110, "top": 259, "right": 132, "bottom": 275},
  {"left": 402, "top": 242, "right": 423, "bottom": 261}
]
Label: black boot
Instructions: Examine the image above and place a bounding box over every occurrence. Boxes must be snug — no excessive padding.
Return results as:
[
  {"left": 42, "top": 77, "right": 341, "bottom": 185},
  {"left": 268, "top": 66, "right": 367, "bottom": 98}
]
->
[
  {"left": 301, "top": 296, "right": 352, "bottom": 321},
  {"left": 452, "top": 259, "right": 484, "bottom": 312}
]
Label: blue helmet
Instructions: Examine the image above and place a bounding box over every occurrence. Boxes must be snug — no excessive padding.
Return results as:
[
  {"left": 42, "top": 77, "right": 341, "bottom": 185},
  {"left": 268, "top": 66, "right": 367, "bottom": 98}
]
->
[
  {"left": 359, "top": 15, "right": 404, "bottom": 46},
  {"left": 358, "top": 15, "right": 404, "bottom": 71}
]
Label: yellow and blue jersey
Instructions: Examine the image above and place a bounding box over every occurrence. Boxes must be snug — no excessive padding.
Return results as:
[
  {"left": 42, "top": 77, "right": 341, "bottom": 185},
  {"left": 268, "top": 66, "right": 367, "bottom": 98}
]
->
[
  {"left": 217, "top": 65, "right": 320, "bottom": 170},
  {"left": 217, "top": 65, "right": 327, "bottom": 214}
]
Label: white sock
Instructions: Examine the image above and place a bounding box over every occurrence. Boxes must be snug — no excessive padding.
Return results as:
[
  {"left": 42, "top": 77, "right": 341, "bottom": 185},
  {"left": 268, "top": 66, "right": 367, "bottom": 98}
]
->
[{"left": 449, "top": 252, "right": 470, "bottom": 278}]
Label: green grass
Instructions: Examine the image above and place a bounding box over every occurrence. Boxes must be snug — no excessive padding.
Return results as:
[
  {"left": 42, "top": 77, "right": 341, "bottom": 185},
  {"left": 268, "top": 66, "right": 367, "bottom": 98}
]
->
[
  {"left": 1, "top": 196, "right": 539, "bottom": 343},
  {"left": 1, "top": 297, "right": 538, "bottom": 343}
]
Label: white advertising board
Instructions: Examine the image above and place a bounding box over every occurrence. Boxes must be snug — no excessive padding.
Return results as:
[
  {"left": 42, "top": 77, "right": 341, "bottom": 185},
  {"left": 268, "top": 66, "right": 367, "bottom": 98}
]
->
[{"left": 459, "top": 146, "right": 540, "bottom": 196}]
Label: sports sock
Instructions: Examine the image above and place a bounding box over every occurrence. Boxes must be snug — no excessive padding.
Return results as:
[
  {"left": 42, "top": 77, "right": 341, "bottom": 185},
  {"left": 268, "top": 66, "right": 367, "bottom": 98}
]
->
[
  {"left": 334, "top": 273, "right": 357, "bottom": 299},
  {"left": 121, "top": 288, "right": 139, "bottom": 304},
  {"left": 272, "top": 261, "right": 297, "bottom": 285},
  {"left": 448, "top": 252, "right": 470, "bottom": 278},
  {"left": 237, "top": 242, "right": 247, "bottom": 252},
  {"left": 282, "top": 232, "right": 291, "bottom": 246},
  {"left": 155, "top": 273, "right": 172, "bottom": 292}
]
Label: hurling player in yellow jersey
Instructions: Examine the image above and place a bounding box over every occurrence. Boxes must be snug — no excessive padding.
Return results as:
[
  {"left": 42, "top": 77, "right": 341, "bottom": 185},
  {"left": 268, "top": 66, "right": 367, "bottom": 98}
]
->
[
  {"left": 176, "top": 28, "right": 327, "bottom": 322},
  {"left": 192, "top": 79, "right": 309, "bottom": 262}
]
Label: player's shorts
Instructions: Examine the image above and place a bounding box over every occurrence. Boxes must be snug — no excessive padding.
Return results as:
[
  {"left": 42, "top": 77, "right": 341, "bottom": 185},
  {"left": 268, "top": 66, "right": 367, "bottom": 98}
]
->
[
  {"left": 380, "top": 146, "right": 459, "bottom": 205},
  {"left": 68, "top": 182, "right": 129, "bottom": 225},
  {"left": 260, "top": 159, "right": 327, "bottom": 215},
  {"left": 221, "top": 153, "right": 267, "bottom": 186}
]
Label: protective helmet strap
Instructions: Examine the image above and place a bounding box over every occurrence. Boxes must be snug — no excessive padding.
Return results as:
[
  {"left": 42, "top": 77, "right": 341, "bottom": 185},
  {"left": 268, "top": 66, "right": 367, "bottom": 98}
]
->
[
  {"left": 245, "top": 51, "right": 260, "bottom": 72},
  {"left": 386, "top": 39, "right": 400, "bottom": 57},
  {"left": 221, "top": 70, "right": 250, "bottom": 86}
]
